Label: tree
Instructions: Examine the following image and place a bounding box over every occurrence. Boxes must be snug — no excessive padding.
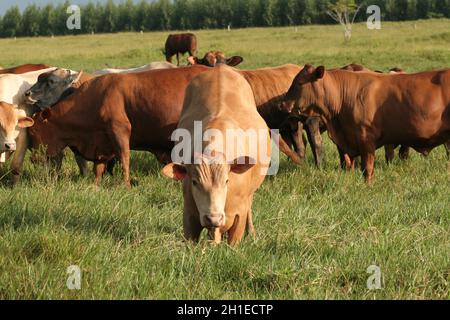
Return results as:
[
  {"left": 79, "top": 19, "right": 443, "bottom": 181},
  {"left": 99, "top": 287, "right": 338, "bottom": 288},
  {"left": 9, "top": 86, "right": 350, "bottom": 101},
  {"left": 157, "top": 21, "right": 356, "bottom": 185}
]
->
[
  {"left": 326, "top": 0, "right": 361, "bottom": 41},
  {"left": 1, "top": 6, "right": 21, "bottom": 37},
  {"left": 39, "top": 4, "right": 56, "bottom": 36}
]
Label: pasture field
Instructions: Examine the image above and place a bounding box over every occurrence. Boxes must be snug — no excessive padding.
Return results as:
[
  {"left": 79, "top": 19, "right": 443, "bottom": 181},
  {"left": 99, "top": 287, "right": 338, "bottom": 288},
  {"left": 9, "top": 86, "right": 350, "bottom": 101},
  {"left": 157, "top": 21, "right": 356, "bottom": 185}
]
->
[{"left": 0, "top": 20, "right": 449, "bottom": 300}]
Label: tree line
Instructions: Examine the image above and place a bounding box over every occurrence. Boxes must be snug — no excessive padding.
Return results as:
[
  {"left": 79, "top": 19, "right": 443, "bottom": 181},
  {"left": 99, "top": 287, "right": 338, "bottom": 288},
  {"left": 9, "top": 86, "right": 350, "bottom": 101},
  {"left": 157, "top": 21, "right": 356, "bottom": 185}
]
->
[{"left": 0, "top": 0, "right": 449, "bottom": 38}]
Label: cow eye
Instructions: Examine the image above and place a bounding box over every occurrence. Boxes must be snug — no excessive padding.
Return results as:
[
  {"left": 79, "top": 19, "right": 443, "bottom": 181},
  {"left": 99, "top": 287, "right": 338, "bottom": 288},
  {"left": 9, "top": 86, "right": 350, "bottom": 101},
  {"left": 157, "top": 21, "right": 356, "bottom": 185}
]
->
[
  {"left": 192, "top": 180, "right": 198, "bottom": 187},
  {"left": 226, "top": 179, "right": 229, "bottom": 185}
]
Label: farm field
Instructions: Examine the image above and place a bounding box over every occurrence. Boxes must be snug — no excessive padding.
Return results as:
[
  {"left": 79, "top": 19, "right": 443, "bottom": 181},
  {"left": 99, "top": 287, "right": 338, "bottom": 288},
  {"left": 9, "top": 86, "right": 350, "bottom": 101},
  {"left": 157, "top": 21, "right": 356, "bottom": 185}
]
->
[{"left": 0, "top": 19, "right": 449, "bottom": 299}]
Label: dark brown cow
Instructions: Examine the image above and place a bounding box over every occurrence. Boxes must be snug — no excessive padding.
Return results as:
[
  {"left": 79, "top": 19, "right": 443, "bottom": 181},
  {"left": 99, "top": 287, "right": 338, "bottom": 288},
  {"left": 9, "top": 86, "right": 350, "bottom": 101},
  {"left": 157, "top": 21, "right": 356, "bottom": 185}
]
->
[
  {"left": 27, "top": 64, "right": 304, "bottom": 186},
  {"left": 282, "top": 64, "right": 450, "bottom": 183},
  {"left": 164, "top": 33, "right": 198, "bottom": 66},
  {"left": 0, "top": 64, "right": 51, "bottom": 75},
  {"left": 187, "top": 51, "right": 243, "bottom": 67}
]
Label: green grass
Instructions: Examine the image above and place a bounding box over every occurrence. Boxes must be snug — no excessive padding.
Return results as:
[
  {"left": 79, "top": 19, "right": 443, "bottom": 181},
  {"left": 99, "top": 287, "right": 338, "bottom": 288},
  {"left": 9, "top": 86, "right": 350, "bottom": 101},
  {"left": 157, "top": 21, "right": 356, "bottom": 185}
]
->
[{"left": 0, "top": 20, "right": 449, "bottom": 299}]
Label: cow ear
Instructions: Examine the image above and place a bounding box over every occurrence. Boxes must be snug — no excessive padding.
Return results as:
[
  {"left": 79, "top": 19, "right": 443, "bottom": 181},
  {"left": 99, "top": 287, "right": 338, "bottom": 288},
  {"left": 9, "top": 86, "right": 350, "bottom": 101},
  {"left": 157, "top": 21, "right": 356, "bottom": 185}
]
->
[
  {"left": 162, "top": 163, "right": 187, "bottom": 181},
  {"left": 18, "top": 117, "right": 34, "bottom": 128},
  {"left": 41, "top": 108, "right": 52, "bottom": 121},
  {"left": 315, "top": 66, "right": 325, "bottom": 80},
  {"left": 225, "top": 56, "right": 243, "bottom": 67},
  {"left": 187, "top": 56, "right": 198, "bottom": 65},
  {"left": 230, "top": 156, "right": 256, "bottom": 174}
]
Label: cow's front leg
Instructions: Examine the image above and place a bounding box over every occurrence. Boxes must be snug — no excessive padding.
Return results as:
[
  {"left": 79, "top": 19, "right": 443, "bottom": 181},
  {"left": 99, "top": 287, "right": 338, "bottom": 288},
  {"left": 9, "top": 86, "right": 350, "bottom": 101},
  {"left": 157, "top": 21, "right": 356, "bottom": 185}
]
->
[
  {"left": 384, "top": 145, "right": 395, "bottom": 164},
  {"left": 290, "top": 120, "right": 307, "bottom": 160},
  {"left": 74, "top": 153, "right": 89, "bottom": 177},
  {"left": 305, "top": 117, "right": 323, "bottom": 168},
  {"left": 361, "top": 145, "right": 376, "bottom": 184},
  {"left": 94, "top": 162, "right": 106, "bottom": 186},
  {"left": 276, "top": 133, "right": 302, "bottom": 164},
  {"left": 10, "top": 128, "right": 29, "bottom": 186},
  {"left": 399, "top": 145, "right": 410, "bottom": 160}
]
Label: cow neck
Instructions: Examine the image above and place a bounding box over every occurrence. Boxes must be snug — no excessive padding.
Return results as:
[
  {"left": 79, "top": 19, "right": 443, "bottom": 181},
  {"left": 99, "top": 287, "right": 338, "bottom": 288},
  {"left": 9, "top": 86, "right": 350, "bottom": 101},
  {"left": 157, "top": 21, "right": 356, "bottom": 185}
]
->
[{"left": 323, "top": 71, "right": 355, "bottom": 119}]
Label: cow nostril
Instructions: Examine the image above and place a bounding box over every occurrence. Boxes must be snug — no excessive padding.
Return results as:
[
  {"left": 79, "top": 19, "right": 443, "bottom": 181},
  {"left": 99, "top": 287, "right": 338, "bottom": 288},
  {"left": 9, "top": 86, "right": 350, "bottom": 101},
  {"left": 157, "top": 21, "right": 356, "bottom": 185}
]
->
[
  {"left": 25, "top": 91, "right": 31, "bottom": 97},
  {"left": 5, "top": 143, "right": 15, "bottom": 150}
]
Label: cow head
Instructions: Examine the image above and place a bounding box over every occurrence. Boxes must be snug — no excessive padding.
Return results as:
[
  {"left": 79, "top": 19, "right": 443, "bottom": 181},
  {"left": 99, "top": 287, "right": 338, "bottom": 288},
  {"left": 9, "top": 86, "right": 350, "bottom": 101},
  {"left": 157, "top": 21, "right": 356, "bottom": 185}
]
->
[
  {"left": 280, "top": 64, "right": 326, "bottom": 115},
  {"left": 25, "top": 69, "right": 82, "bottom": 111},
  {"left": 162, "top": 152, "right": 254, "bottom": 229},
  {"left": 188, "top": 51, "right": 243, "bottom": 67},
  {"left": 0, "top": 102, "right": 34, "bottom": 152}
]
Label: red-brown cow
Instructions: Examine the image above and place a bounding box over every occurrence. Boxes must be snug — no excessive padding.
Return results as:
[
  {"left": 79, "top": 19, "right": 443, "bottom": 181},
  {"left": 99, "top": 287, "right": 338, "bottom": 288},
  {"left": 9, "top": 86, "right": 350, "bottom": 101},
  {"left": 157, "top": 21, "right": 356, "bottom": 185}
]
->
[
  {"left": 164, "top": 33, "right": 198, "bottom": 66},
  {"left": 282, "top": 64, "right": 450, "bottom": 183}
]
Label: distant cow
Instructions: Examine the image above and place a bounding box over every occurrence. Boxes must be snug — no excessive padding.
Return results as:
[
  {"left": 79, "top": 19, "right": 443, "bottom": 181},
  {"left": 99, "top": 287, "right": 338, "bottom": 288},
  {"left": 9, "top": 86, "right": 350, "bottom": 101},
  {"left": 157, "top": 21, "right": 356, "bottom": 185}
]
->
[
  {"left": 187, "top": 51, "right": 243, "bottom": 67},
  {"left": 0, "top": 64, "right": 51, "bottom": 75},
  {"left": 165, "top": 33, "right": 198, "bottom": 66},
  {"left": 162, "top": 65, "right": 271, "bottom": 245},
  {"left": 282, "top": 64, "right": 450, "bottom": 183}
]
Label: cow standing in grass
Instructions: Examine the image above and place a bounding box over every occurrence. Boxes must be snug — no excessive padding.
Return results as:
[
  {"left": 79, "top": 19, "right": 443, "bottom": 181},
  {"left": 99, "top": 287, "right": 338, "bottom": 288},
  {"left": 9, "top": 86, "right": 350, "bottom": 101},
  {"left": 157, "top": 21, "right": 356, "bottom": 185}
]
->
[
  {"left": 162, "top": 65, "right": 271, "bottom": 245},
  {"left": 282, "top": 64, "right": 450, "bottom": 183},
  {"left": 164, "top": 33, "right": 198, "bottom": 66}
]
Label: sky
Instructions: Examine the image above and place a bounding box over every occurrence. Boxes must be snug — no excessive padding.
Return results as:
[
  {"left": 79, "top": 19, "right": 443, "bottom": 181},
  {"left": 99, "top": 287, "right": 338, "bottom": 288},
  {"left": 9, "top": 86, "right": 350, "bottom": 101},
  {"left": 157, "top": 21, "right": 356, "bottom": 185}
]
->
[{"left": 0, "top": 0, "right": 135, "bottom": 15}]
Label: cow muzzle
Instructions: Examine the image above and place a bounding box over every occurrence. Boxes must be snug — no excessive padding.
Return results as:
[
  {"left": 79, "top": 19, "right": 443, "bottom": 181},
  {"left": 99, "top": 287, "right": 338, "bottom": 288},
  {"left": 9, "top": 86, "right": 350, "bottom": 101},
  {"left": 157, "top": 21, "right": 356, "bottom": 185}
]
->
[
  {"left": 4, "top": 142, "right": 16, "bottom": 151},
  {"left": 202, "top": 214, "right": 225, "bottom": 228}
]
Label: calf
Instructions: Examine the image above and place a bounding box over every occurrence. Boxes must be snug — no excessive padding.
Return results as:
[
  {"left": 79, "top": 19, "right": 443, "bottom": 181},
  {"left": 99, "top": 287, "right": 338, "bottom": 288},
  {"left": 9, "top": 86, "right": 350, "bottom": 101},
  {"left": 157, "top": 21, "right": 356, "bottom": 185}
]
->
[
  {"left": 165, "top": 33, "right": 198, "bottom": 66},
  {"left": 282, "top": 64, "right": 450, "bottom": 183},
  {"left": 162, "top": 65, "right": 270, "bottom": 245}
]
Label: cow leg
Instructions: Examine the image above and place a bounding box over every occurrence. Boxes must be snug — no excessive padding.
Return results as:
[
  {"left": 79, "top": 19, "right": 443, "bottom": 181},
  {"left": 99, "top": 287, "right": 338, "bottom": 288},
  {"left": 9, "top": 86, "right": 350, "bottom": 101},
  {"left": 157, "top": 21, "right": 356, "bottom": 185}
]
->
[
  {"left": 50, "top": 153, "right": 64, "bottom": 172},
  {"left": 384, "top": 145, "right": 395, "bottom": 164},
  {"left": 290, "top": 121, "right": 307, "bottom": 160},
  {"left": 106, "top": 158, "right": 117, "bottom": 175},
  {"left": 361, "top": 145, "right": 376, "bottom": 184},
  {"left": 227, "top": 214, "right": 246, "bottom": 246},
  {"left": 74, "top": 154, "right": 89, "bottom": 177},
  {"left": 399, "top": 145, "right": 410, "bottom": 160},
  {"left": 10, "top": 129, "right": 29, "bottom": 185},
  {"left": 276, "top": 132, "right": 302, "bottom": 164},
  {"left": 94, "top": 162, "right": 106, "bottom": 186},
  {"left": 176, "top": 53, "right": 180, "bottom": 66},
  {"left": 305, "top": 117, "right": 323, "bottom": 168},
  {"left": 111, "top": 123, "right": 132, "bottom": 188}
]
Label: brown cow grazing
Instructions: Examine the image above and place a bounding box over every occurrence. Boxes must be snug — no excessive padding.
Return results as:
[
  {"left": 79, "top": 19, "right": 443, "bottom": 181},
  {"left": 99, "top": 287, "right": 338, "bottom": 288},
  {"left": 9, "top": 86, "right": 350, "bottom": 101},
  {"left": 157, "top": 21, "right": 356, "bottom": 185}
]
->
[
  {"left": 165, "top": 33, "right": 198, "bottom": 66},
  {"left": 162, "top": 65, "right": 271, "bottom": 245},
  {"left": 187, "top": 51, "right": 243, "bottom": 67},
  {"left": 0, "top": 64, "right": 51, "bottom": 75},
  {"left": 282, "top": 64, "right": 450, "bottom": 183},
  {"left": 28, "top": 66, "right": 211, "bottom": 187}
]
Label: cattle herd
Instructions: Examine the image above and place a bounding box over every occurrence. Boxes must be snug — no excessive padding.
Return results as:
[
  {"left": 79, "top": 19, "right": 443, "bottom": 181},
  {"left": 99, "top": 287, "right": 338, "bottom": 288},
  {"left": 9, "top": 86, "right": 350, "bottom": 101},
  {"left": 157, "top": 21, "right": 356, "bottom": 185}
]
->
[{"left": 1, "top": 32, "right": 450, "bottom": 244}]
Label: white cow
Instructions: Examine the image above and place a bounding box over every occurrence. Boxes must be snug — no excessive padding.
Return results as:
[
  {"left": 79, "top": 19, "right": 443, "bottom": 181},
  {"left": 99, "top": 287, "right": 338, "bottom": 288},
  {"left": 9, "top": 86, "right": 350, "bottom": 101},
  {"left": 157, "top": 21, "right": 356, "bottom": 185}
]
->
[
  {"left": 0, "top": 67, "right": 56, "bottom": 106},
  {"left": 93, "top": 61, "right": 176, "bottom": 76},
  {"left": 0, "top": 67, "right": 56, "bottom": 174}
]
